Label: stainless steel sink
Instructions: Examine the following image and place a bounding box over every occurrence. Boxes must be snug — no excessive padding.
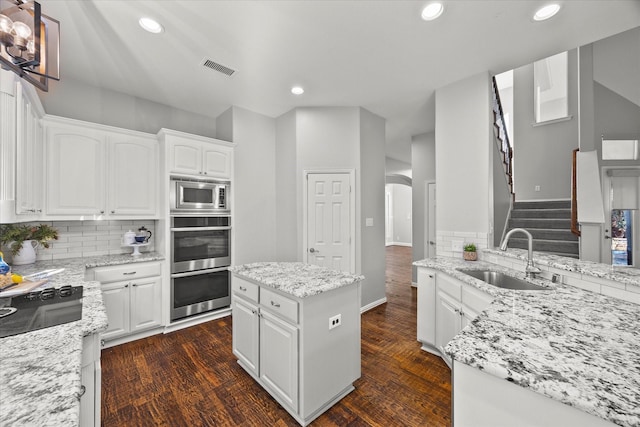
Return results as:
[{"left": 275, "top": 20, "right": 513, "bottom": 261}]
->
[{"left": 458, "top": 270, "right": 550, "bottom": 291}]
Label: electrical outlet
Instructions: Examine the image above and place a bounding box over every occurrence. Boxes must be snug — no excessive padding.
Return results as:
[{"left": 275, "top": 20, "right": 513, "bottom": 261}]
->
[
  {"left": 452, "top": 239, "right": 463, "bottom": 252},
  {"left": 535, "top": 185, "right": 541, "bottom": 192},
  {"left": 329, "top": 314, "right": 342, "bottom": 330}
]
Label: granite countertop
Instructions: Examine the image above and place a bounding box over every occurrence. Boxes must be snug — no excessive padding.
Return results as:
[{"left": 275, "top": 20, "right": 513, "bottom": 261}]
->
[
  {"left": 0, "top": 252, "right": 164, "bottom": 427},
  {"left": 484, "top": 247, "right": 640, "bottom": 290},
  {"left": 414, "top": 256, "right": 640, "bottom": 427},
  {"left": 230, "top": 262, "right": 364, "bottom": 298}
]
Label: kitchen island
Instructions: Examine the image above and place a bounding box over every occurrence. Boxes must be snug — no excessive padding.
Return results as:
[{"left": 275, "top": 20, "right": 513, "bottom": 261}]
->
[
  {"left": 0, "top": 253, "right": 162, "bottom": 426},
  {"left": 414, "top": 255, "right": 640, "bottom": 427},
  {"left": 230, "top": 262, "right": 363, "bottom": 427}
]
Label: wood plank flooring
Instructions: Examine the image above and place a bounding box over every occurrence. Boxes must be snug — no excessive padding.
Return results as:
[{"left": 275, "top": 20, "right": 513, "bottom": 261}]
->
[{"left": 101, "top": 246, "right": 452, "bottom": 426}]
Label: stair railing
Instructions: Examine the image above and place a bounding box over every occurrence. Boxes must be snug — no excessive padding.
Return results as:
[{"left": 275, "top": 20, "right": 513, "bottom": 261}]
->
[{"left": 491, "top": 76, "right": 514, "bottom": 199}]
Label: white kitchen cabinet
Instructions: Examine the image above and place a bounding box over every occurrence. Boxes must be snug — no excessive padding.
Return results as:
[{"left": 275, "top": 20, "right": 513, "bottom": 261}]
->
[
  {"left": 232, "top": 274, "right": 360, "bottom": 426},
  {"left": 0, "top": 70, "right": 45, "bottom": 223},
  {"left": 417, "top": 268, "right": 436, "bottom": 351},
  {"left": 417, "top": 267, "right": 493, "bottom": 363},
  {"left": 80, "top": 332, "right": 102, "bottom": 427},
  {"left": 43, "top": 116, "right": 159, "bottom": 219},
  {"left": 160, "top": 129, "right": 233, "bottom": 179},
  {"left": 88, "top": 261, "right": 163, "bottom": 345}
]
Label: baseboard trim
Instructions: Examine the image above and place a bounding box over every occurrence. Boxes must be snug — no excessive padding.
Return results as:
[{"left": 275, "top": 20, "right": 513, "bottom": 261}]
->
[
  {"left": 360, "top": 297, "right": 387, "bottom": 313},
  {"left": 386, "top": 242, "right": 412, "bottom": 247}
]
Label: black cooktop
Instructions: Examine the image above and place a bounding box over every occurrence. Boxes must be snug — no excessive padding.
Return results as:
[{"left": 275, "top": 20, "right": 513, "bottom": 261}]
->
[{"left": 0, "top": 285, "right": 83, "bottom": 338}]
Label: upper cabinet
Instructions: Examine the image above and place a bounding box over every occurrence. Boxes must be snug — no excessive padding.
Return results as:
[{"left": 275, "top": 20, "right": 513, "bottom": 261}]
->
[
  {"left": 0, "top": 70, "right": 45, "bottom": 224},
  {"left": 160, "top": 129, "right": 233, "bottom": 180},
  {"left": 44, "top": 117, "right": 159, "bottom": 219}
]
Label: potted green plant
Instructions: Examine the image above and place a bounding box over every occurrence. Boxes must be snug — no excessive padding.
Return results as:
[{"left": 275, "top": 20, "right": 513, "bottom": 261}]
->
[
  {"left": 0, "top": 223, "right": 59, "bottom": 265},
  {"left": 463, "top": 243, "right": 477, "bottom": 261}
]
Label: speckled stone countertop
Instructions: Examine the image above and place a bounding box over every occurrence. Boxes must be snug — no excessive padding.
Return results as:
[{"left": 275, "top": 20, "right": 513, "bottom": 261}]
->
[
  {"left": 484, "top": 247, "right": 640, "bottom": 289},
  {"left": 230, "top": 262, "right": 364, "bottom": 298},
  {"left": 414, "top": 256, "right": 640, "bottom": 427},
  {"left": 0, "top": 252, "right": 164, "bottom": 426}
]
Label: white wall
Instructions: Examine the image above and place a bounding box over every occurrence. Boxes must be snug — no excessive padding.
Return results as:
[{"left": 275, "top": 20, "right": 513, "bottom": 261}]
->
[
  {"left": 387, "top": 184, "right": 412, "bottom": 245},
  {"left": 38, "top": 76, "right": 217, "bottom": 138},
  {"left": 435, "top": 72, "right": 492, "bottom": 256},
  {"left": 411, "top": 132, "right": 435, "bottom": 281},
  {"left": 385, "top": 157, "right": 412, "bottom": 179},
  {"left": 275, "top": 110, "right": 299, "bottom": 261}
]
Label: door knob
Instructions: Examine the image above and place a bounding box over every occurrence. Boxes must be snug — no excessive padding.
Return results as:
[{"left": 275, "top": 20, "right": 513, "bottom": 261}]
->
[
  {"left": 309, "top": 248, "right": 319, "bottom": 253},
  {"left": 604, "top": 235, "right": 611, "bottom": 239}
]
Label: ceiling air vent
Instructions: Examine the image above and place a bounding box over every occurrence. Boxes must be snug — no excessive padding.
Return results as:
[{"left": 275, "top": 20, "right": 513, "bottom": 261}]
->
[{"left": 201, "top": 58, "right": 236, "bottom": 77}]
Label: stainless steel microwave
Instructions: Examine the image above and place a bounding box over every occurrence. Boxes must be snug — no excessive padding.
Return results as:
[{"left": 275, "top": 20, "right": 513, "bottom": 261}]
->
[{"left": 170, "top": 178, "right": 230, "bottom": 213}]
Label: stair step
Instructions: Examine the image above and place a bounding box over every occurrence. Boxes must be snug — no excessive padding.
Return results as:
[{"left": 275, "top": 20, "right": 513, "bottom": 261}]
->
[
  {"left": 511, "top": 209, "right": 571, "bottom": 219},
  {"left": 509, "top": 219, "right": 571, "bottom": 229},
  {"left": 507, "top": 238, "right": 578, "bottom": 255},
  {"left": 514, "top": 200, "right": 571, "bottom": 210},
  {"left": 521, "top": 229, "right": 579, "bottom": 241}
]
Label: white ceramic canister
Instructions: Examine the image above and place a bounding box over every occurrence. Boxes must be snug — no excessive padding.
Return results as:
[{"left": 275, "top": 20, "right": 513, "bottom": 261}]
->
[{"left": 123, "top": 230, "right": 136, "bottom": 245}]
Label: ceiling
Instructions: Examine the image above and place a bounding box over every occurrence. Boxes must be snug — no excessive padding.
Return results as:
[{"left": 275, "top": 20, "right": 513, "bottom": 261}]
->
[{"left": 36, "top": 1, "right": 640, "bottom": 163}]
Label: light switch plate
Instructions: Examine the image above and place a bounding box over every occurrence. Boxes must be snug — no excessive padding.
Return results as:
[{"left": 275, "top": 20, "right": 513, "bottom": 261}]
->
[
  {"left": 366, "top": 218, "right": 374, "bottom": 227},
  {"left": 452, "top": 239, "right": 464, "bottom": 252}
]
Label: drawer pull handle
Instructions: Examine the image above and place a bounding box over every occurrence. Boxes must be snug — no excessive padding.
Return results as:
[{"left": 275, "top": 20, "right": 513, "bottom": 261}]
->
[
  {"left": 123, "top": 272, "right": 136, "bottom": 275},
  {"left": 78, "top": 385, "right": 86, "bottom": 398},
  {"left": 271, "top": 301, "right": 280, "bottom": 308},
  {"left": 239, "top": 286, "right": 247, "bottom": 291}
]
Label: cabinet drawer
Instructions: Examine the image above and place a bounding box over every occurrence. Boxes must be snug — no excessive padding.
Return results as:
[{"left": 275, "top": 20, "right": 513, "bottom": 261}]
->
[
  {"left": 232, "top": 277, "right": 259, "bottom": 302},
  {"left": 461, "top": 285, "right": 493, "bottom": 314},
  {"left": 260, "top": 288, "right": 298, "bottom": 324},
  {"left": 93, "top": 262, "right": 161, "bottom": 283},
  {"left": 438, "top": 274, "right": 462, "bottom": 299}
]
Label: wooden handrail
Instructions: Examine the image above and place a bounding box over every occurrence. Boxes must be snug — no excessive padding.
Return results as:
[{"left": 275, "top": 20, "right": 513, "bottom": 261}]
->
[{"left": 571, "top": 148, "right": 581, "bottom": 237}]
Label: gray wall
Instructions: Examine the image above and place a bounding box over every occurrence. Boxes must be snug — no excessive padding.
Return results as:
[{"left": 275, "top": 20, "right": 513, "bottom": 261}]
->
[
  {"left": 493, "top": 142, "right": 512, "bottom": 246},
  {"left": 275, "top": 110, "right": 299, "bottom": 261},
  {"left": 39, "top": 76, "right": 217, "bottom": 137},
  {"left": 359, "top": 108, "right": 387, "bottom": 307},
  {"left": 223, "top": 107, "right": 277, "bottom": 265},
  {"left": 512, "top": 49, "right": 579, "bottom": 201},
  {"left": 435, "top": 72, "right": 492, "bottom": 247},
  {"left": 411, "top": 131, "right": 435, "bottom": 281}
]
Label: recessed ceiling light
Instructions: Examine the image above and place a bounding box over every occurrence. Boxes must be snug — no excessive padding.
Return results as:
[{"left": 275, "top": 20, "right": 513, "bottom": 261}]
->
[
  {"left": 421, "top": 2, "right": 444, "bottom": 21},
  {"left": 533, "top": 4, "right": 560, "bottom": 21},
  {"left": 291, "top": 86, "right": 304, "bottom": 95},
  {"left": 139, "top": 17, "right": 164, "bottom": 33}
]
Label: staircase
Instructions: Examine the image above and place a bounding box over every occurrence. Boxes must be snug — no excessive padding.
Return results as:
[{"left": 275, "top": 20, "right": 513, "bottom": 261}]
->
[{"left": 506, "top": 200, "right": 579, "bottom": 258}]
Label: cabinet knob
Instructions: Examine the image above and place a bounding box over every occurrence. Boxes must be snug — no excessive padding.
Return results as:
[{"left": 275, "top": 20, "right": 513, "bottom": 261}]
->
[
  {"left": 100, "top": 210, "right": 105, "bottom": 214},
  {"left": 270, "top": 300, "right": 281, "bottom": 308},
  {"left": 124, "top": 284, "right": 129, "bottom": 288},
  {"left": 132, "top": 283, "right": 138, "bottom": 287},
  {"left": 111, "top": 210, "right": 115, "bottom": 214},
  {"left": 203, "top": 172, "right": 207, "bottom": 175},
  {"left": 239, "top": 286, "right": 247, "bottom": 291}
]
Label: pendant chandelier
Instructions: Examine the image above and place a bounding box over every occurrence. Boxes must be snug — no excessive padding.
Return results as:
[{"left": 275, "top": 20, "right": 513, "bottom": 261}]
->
[{"left": 0, "top": 0, "right": 59, "bottom": 91}]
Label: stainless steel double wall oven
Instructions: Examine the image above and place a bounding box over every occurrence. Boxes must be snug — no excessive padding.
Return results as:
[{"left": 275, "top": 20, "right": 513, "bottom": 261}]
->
[{"left": 170, "top": 178, "right": 231, "bottom": 321}]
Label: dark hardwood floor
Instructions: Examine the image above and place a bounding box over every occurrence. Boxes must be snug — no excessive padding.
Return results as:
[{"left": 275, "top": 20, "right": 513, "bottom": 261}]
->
[{"left": 101, "top": 246, "right": 452, "bottom": 426}]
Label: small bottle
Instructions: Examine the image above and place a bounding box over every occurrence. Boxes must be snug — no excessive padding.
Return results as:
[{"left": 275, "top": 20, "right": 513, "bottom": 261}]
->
[
  {"left": 0, "top": 251, "right": 10, "bottom": 275},
  {"left": 0, "top": 251, "right": 12, "bottom": 288}
]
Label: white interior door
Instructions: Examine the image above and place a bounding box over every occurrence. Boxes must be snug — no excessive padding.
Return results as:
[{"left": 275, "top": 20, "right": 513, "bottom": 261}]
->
[{"left": 306, "top": 172, "right": 352, "bottom": 272}]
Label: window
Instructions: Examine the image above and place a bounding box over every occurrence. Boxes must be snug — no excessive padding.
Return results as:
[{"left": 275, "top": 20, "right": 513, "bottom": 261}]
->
[{"left": 533, "top": 51, "right": 568, "bottom": 123}]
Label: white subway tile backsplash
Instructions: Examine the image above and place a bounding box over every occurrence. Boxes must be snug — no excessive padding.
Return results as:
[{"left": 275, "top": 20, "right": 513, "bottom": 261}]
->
[{"left": 30, "top": 220, "right": 156, "bottom": 261}]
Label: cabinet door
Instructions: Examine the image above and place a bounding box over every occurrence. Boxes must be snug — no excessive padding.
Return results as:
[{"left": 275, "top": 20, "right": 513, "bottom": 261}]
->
[
  {"left": 101, "top": 282, "right": 130, "bottom": 340},
  {"left": 260, "top": 310, "right": 299, "bottom": 412},
  {"left": 168, "top": 140, "right": 201, "bottom": 176},
  {"left": 417, "top": 268, "right": 436, "bottom": 346},
  {"left": 202, "top": 145, "right": 231, "bottom": 179},
  {"left": 46, "top": 127, "right": 105, "bottom": 215},
  {"left": 15, "top": 87, "right": 43, "bottom": 216},
  {"left": 232, "top": 297, "right": 260, "bottom": 376},
  {"left": 108, "top": 136, "right": 158, "bottom": 216},
  {"left": 435, "top": 290, "right": 461, "bottom": 354},
  {"left": 129, "top": 277, "right": 162, "bottom": 333}
]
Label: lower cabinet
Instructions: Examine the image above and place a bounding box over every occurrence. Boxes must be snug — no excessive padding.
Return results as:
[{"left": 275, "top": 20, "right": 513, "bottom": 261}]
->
[
  {"left": 80, "top": 333, "right": 102, "bottom": 427},
  {"left": 417, "top": 268, "right": 493, "bottom": 364},
  {"left": 88, "top": 262, "right": 163, "bottom": 345},
  {"left": 231, "top": 275, "right": 360, "bottom": 426}
]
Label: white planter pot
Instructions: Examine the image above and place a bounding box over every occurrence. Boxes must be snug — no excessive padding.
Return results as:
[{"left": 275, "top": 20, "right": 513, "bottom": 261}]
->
[{"left": 12, "top": 240, "right": 38, "bottom": 265}]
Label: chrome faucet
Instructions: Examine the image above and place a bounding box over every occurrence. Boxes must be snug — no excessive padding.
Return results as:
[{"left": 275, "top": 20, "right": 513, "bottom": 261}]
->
[{"left": 499, "top": 228, "right": 542, "bottom": 278}]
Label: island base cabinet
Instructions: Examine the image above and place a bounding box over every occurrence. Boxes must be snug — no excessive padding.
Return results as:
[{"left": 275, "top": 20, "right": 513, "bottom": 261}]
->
[
  {"left": 453, "top": 361, "right": 616, "bottom": 427},
  {"left": 232, "top": 275, "right": 361, "bottom": 427},
  {"left": 80, "top": 333, "right": 101, "bottom": 427}
]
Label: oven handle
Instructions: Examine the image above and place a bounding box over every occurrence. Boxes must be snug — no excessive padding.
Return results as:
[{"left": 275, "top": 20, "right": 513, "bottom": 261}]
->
[
  {"left": 171, "top": 267, "right": 229, "bottom": 278},
  {"left": 170, "top": 226, "right": 231, "bottom": 232}
]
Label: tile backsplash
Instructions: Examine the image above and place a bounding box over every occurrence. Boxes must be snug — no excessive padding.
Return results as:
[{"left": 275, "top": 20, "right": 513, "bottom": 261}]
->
[{"left": 12, "top": 220, "right": 157, "bottom": 261}]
